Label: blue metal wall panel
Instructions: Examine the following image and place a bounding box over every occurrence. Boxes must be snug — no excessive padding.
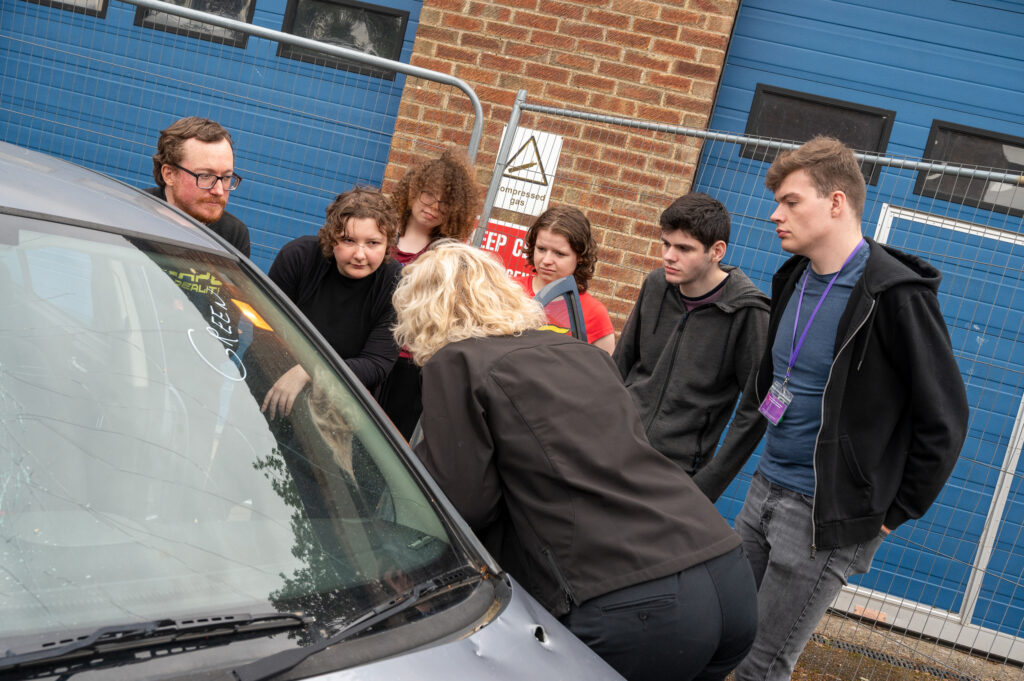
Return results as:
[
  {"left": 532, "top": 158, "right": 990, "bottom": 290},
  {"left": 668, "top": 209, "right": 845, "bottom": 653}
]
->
[{"left": 703, "top": 0, "right": 1024, "bottom": 641}]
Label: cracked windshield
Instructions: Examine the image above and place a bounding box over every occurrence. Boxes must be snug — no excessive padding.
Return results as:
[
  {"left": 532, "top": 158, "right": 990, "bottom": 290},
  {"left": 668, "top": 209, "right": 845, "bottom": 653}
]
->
[{"left": 0, "top": 221, "right": 464, "bottom": 646}]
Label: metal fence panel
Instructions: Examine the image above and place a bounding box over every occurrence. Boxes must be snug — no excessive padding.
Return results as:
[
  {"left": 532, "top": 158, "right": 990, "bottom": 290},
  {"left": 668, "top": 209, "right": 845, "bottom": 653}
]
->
[
  {"left": 0, "top": 0, "right": 481, "bottom": 271},
  {"left": 484, "top": 91, "right": 1024, "bottom": 676}
]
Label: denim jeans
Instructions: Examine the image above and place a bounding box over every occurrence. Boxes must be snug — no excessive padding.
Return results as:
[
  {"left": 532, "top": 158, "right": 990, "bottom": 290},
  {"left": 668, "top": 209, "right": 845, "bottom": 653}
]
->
[
  {"left": 560, "top": 545, "right": 758, "bottom": 681},
  {"left": 733, "top": 471, "right": 884, "bottom": 681}
]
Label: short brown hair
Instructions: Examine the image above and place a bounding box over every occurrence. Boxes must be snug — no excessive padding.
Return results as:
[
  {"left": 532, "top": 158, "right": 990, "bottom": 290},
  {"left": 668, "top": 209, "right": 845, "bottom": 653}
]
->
[
  {"left": 765, "top": 136, "right": 866, "bottom": 219},
  {"left": 317, "top": 187, "right": 399, "bottom": 261},
  {"left": 152, "top": 117, "right": 234, "bottom": 187},
  {"left": 391, "top": 149, "right": 479, "bottom": 242},
  {"left": 523, "top": 205, "right": 598, "bottom": 292}
]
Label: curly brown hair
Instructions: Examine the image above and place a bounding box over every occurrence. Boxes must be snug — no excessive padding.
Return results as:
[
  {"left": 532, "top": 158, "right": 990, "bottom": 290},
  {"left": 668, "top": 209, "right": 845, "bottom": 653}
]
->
[
  {"left": 391, "top": 149, "right": 479, "bottom": 242},
  {"left": 152, "top": 117, "right": 233, "bottom": 187},
  {"left": 317, "top": 187, "right": 399, "bottom": 261},
  {"left": 523, "top": 205, "right": 598, "bottom": 292}
]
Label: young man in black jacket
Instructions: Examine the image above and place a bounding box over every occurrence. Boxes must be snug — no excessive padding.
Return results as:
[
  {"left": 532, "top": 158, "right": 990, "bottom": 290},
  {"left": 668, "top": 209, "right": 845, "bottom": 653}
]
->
[
  {"left": 732, "top": 137, "right": 969, "bottom": 681},
  {"left": 613, "top": 193, "right": 769, "bottom": 501}
]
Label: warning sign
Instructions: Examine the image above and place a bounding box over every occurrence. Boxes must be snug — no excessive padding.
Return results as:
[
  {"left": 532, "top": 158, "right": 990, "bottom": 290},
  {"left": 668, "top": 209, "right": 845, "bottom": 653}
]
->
[
  {"left": 495, "top": 126, "right": 562, "bottom": 217},
  {"left": 477, "top": 219, "right": 532, "bottom": 277}
]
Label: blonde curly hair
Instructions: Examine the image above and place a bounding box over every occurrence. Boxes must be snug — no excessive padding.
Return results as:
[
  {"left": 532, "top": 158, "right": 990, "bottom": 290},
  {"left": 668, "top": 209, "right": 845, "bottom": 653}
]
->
[{"left": 392, "top": 240, "right": 547, "bottom": 366}]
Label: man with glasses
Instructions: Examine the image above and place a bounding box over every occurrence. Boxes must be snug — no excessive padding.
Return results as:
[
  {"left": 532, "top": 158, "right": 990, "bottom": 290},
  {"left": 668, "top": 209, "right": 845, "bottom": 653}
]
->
[{"left": 146, "top": 116, "right": 251, "bottom": 257}]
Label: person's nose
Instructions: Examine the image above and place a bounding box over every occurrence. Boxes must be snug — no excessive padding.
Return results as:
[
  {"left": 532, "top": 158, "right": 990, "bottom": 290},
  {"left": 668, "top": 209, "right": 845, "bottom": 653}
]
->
[
  {"left": 770, "top": 205, "right": 783, "bottom": 223},
  {"left": 209, "top": 180, "right": 226, "bottom": 197}
]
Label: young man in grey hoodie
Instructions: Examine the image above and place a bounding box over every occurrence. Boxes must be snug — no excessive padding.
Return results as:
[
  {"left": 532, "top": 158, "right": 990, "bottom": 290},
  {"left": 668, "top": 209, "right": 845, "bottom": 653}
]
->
[{"left": 613, "top": 192, "right": 769, "bottom": 501}]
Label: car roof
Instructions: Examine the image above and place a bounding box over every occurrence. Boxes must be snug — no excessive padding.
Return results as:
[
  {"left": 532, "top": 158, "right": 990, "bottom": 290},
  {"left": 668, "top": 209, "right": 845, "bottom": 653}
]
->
[{"left": 0, "top": 141, "right": 231, "bottom": 254}]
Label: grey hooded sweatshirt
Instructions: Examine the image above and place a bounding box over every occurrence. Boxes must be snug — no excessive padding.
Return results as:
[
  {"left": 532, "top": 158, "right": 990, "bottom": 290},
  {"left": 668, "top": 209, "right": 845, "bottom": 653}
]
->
[{"left": 613, "top": 265, "right": 770, "bottom": 501}]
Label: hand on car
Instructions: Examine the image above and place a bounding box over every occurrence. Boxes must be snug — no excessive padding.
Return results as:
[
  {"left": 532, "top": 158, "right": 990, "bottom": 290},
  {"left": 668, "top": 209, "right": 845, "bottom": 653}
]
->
[{"left": 262, "top": 364, "right": 311, "bottom": 419}]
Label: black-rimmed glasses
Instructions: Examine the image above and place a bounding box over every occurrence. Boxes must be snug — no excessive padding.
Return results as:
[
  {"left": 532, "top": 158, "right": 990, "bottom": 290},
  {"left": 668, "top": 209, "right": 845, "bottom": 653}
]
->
[
  {"left": 173, "top": 164, "right": 242, "bottom": 191},
  {"left": 418, "top": 191, "right": 449, "bottom": 212}
]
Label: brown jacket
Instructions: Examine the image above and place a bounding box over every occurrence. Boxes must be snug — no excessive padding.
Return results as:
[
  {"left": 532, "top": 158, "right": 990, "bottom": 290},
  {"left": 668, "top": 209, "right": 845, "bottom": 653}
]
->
[{"left": 414, "top": 330, "right": 740, "bottom": 616}]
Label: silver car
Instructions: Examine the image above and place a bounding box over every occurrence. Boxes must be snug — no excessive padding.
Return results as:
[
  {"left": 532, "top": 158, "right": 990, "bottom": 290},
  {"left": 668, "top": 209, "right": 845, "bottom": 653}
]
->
[{"left": 0, "top": 141, "right": 623, "bottom": 681}]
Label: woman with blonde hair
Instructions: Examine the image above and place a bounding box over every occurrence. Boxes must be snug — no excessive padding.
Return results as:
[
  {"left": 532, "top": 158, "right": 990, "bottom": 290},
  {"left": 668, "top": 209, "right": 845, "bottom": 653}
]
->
[
  {"left": 393, "top": 241, "right": 758, "bottom": 681},
  {"left": 380, "top": 149, "right": 480, "bottom": 440}
]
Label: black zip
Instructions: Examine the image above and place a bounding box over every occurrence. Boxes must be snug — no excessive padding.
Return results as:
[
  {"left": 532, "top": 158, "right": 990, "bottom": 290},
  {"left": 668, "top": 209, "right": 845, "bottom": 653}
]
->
[{"left": 541, "top": 547, "right": 579, "bottom": 608}]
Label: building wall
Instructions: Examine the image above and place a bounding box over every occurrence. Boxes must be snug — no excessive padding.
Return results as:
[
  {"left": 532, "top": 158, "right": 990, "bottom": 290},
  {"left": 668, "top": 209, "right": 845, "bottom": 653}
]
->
[{"left": 385, "top": 0, "right": 740, "bottom": 326}]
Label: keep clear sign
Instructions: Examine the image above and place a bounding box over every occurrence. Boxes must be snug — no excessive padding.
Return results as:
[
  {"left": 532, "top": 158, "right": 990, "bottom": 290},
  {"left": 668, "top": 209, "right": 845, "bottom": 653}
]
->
[{"left": 495, "top": 126, "right": 563, "bottom": 217}]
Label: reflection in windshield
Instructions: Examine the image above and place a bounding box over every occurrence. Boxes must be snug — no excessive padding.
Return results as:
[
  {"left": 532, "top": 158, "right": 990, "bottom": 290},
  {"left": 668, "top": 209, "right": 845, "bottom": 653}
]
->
[{"left": 0, "top": 222, "right": 462, "bottom": 652}]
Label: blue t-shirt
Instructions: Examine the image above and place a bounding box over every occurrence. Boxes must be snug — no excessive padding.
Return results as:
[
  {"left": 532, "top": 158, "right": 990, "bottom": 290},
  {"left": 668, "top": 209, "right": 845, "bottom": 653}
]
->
[{"left": 759, "top": 243, "right": 869, "bottom": 496}]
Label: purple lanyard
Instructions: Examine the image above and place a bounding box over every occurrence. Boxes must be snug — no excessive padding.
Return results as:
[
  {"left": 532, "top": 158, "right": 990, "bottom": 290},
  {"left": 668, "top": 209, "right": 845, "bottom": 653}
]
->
[{"left": 786, "top": 240, "right": 864, "bottom": 380}]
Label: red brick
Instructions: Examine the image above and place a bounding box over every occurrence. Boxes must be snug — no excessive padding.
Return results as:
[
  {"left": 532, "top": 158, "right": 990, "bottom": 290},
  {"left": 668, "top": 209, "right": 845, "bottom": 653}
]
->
[
  {"left": 544, "top": 83, "right": 582, "bottom": 104},
  {"left": 460, "top": 32, "right": 503, "bottom": 52},
  {"left": 648, "top": 72, "right": 694, "bottom": 92},
  {"left": 456, "top": 64, "right": 501, "bottom": 85},
  {"left": 634, "top": 17, "right": 678, "bottom": 39},
  {"left": 486, "top": 21, "right": 530, "bottom": 40},
  {"left": 672, "top": 60, "right": 720, "bottom": 82},
  {"left": 699, "top": 48, "right": 726, "bottom": 66},
  {"left": 607, "top": 28, "right": 651, "bottom": 49},
  {"left": 623, "top": 50, "right": 671, "bottom": 72},
  {"left": 481, "top": 53, "right": 524, "bottom": 73},
  {"left": 513, "top": 10, "right": 559, "bottom": 30},
  {"left": 636, "top": 104, "right": 682, "bottom": 125},
  {"left": 620, "top": 168, "right": 667, "bottom": 190},
  {"left": 410, "top": 55, "right": 455, "bottom": 75},
  {"left": 587, "top": 8, "right": 629, "bottom": 29},
  {"left": 585, "top": 127, "right": 628, "bottom": 147},
  {"left": 661, "top": 7, "right": 703, "bottom": 25},
  {"left": 602, "top": 147, "right": 648, "bottom": 169},
  {"left": 525, "top": 62, "right": 572, "bottom": 84},
  {"left": 423, "top": 108, "right": 468, "bottom": 127},
  {"left": 537, "top": 0, "right": 585, "bottom": 20},
  {"left": 607, "top": 0, "right": 660, "bottom": 19},
  {"left": 588, "top": 93, "right": 638, "bottom": 117},
  {"left": 707, "top": 14, "right": 734, "bottom": 33},
  {"left": 468, "top": 0, "right": 512, "bottom": 20},
  {"left": 571, "top": 72, "right": 616, "bottom": 92},
  {"left": 553, "top": 52, "right": 595, "bottom": 71},
  {"left": 650, "top": 158, "right": 691, "bottom": 177},
  {"left": 688, "top": 0, "right": 738, "bottom": 15},
  {"left": 530, "top": 30, "right": 575, "bottom": 50},
  {"left": 597, "top": 61, "right": 643, "bottom": 83},
  {"left": 505, "top": 42, "right": 547, "bottom": 59},
  {"left": 442, "top": 12, "right": 483, "bottom": 31},
  {"left": 415, "top": 25, "right": 456, "bottom": 44},
  {"left": 491, "top": 0, "right": 538, "bottom": 8},
  {"left": 496, "top": 72, "right": 526, "bottom": 90},
  {"left": 574, "top": 158, "right": 618, "bottom": 177},
  {"left": 578, "top": 39, "right": 623, "bottom": 60},
  {"left": 562, "top": 138, "right": 601, "bottom": 157},
  {"left": 560, "top": 20, "right": 605, "bottom": 40},
  {"left": 651, "top": 38, "right": 698, "bottom": 61},
  {"left": 678, "top": 26, "right": 729, "bottom": 49},
  {"left": 430, "top": 0, "right": 467, "bottom": 10},
  {"left": 664, "top": 93, "right": 712, "bottom": 115},
  {"left": 395, "top": 119, "right": 439, "bottom": 138},
  {"left": 616, "top": 82, "right": 662, "bottom": 104},
  {"left": 436, "top": 44, "right": 479, "bottom": 64}
]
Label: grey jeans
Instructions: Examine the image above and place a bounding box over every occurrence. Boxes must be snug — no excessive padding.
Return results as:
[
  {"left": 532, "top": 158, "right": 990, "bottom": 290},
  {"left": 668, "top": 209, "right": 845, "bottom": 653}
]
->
[{"left": 733, "top": 471, "right": 885, "bottom": 681}]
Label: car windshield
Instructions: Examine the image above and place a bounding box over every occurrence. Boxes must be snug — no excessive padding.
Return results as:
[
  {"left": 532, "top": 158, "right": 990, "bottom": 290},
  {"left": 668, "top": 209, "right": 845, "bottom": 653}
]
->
[{"left": 0, "top": 216, "right": 466, "bottom": 649}]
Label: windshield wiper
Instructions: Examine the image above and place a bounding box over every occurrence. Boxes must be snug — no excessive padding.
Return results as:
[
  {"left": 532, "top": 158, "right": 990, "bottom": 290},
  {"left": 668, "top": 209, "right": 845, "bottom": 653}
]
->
[
  {"left": 232, "top": 566, "right": 485, "bottom": 681},
  {"left": 0, "top": 612, "right": 312, "bottom": 675}
]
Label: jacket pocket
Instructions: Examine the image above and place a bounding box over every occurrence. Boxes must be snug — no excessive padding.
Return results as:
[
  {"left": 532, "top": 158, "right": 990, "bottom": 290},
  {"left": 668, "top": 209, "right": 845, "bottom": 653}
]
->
[
  {"left": 541, "top": 546, "right": 579, "bottom": 608},
  {"left": 600, "top": 594, "right": 676, "bottom": 614},
  {"left": 838, "top": 435, "right": 873, "bottom": 512}
]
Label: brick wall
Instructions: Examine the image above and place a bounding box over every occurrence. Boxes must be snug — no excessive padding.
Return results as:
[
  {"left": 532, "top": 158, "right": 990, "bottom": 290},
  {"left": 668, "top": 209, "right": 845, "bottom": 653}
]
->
[{"left": 386, "top": 0, "right": 739, "bottom": 330}]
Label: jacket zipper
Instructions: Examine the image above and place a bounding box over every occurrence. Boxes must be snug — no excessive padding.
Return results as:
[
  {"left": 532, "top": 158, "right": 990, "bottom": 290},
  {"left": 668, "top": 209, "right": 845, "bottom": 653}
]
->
[
  {"left": 644, "top": 312, "right": 688, "bottom": 434},
  {"left": 541, "top": 546, "right": 579, "bottom": 609},
  {"left": 810, "top": 297, "right": 876, "bottom": 559}
]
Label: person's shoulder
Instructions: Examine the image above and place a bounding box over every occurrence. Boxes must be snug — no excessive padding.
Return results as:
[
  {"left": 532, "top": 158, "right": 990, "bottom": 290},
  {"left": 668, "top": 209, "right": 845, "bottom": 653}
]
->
[
  {"left": 279, "top": 234, "right": 319, "bottom": 254},
  {"left": 720, "top": 267, "right": 770, "bottom": 310},
  {"left": 142, "top": 186, "right": 163, "bottom": 200},
  {"left": 215, "top": 209, "right": 248, "bottom": 230}
]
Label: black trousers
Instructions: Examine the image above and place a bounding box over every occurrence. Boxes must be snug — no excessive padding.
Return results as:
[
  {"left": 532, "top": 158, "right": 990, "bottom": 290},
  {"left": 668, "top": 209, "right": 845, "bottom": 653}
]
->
[{"left": 560, "top": 545, "right": 758, "bottom": 681}]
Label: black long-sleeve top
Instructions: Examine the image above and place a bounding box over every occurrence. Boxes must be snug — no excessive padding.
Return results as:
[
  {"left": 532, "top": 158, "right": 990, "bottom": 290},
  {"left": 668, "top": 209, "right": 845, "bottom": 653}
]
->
[{"left": 268, "top": 235, "right": 401, "bottom": 393}]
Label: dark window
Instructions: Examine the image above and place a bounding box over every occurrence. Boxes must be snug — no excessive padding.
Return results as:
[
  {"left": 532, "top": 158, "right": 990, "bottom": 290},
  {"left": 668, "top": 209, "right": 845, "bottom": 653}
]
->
[
  {"left": 742, "top": 84, "right": 895, "bottom": 184},
  {"left": 277, "top": 0, "right": 408, "bottom": 80},
  {"left": 20, "top": 0, "right": 108, "bottom": 18},
  {"left": 915, "top": 120, "right": 1024, "bottom": 218},
  {"left": 134, "top": 0, "right": 256, "bottom": 48}
]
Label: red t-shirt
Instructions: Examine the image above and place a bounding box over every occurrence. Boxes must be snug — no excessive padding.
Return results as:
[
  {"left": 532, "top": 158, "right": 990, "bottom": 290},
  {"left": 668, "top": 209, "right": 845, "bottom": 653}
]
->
[{"left": 512, "top": 275, "right": 614, "bottom": 344}]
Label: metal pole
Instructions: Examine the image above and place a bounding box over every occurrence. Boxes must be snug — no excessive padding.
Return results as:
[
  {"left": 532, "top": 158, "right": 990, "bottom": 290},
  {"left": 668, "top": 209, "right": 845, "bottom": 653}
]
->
[{"left": 472, "top": 89, "right": 528, "bottom": 247}]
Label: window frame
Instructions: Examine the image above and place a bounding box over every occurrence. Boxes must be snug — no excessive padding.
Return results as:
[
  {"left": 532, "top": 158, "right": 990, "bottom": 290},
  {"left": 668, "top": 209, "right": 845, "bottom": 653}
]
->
[
  {"left": 276, "top": 0, "right": 409, "bottom": 80},
  {"left": 914, "top": 119, "right": 1024, "bottom": 219},
  {"left": 19, "top": 0, "right": 108, "bottom": 19},
  {"left": 133, "top": 0, "right": 257, "bottom": 49},
  {"left": 741, "top": 83, "right": 896, "bottom": 185}
]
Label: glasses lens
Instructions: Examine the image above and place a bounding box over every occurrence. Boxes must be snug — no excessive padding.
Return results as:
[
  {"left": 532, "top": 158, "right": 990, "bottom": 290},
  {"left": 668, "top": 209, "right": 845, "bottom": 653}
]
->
[
  {"left": 226, "top": 175, "right": 241, "bottom": 191},
  {"left": 196, "top": 174, "right": 217, "bottom": 190}
]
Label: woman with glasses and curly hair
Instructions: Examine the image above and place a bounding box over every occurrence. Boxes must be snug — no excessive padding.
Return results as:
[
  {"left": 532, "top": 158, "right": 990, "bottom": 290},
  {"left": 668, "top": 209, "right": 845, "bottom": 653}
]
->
[
  {"left": 379, "top": 149, "right": 480, "bottom": 440},
  {"left": 513, "top": 206, "right": 615, "bottom": 353},
  {"left": 392, "top": 241, "right": 758, "bottom": 681},
  {"left": 262, "top": 187, "right": 401, "bottom": 418}
]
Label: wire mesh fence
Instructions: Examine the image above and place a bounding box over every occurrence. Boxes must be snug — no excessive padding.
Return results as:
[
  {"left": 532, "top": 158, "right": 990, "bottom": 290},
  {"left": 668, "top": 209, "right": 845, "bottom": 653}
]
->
[
  {"left": 0, "top": 0, "right": 481, "bottom": 271},
  {"left": 480, "top": 92, "right": 1024, "bottom": 678}
]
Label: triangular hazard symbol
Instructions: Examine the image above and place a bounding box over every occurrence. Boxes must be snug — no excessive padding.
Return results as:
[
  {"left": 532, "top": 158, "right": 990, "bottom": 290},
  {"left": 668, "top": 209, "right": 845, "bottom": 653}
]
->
[{"left": 503, "top": 137, "right": 549, "bottom": 187}]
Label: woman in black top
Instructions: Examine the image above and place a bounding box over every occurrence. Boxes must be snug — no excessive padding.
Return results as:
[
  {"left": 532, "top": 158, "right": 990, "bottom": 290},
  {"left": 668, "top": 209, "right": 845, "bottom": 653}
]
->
[
  {"left": 391, "top": 241, "right": 758, "bottom": 681},
  {"left": 263, "top": 187, "right": 401, "bottom": 417}
]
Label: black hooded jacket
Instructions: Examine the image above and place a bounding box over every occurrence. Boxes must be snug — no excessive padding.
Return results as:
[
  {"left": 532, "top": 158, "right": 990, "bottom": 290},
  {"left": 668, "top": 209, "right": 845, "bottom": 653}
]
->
[{"left": 752, "top": 238, "right": 969, "bottom": 551}]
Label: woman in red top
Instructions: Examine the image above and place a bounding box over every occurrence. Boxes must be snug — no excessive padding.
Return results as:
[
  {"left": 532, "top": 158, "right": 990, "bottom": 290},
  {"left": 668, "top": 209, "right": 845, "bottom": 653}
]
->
[
  {"left": 513, "top": 206, "right": 615, "bottom": 353},
  {"left": 379, "top": 149, "right": 479, "bottom": 439}
]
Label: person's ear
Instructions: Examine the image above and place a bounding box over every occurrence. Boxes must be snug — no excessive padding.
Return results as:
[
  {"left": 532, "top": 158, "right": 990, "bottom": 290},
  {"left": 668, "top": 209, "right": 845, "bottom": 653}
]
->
[
  {"left": 161, "top": 164, "right": 177, "bottom": 188},
  {"left": 830, "top": 190, "right": 846, "bottom": 217},
  {"left": 709, "top": 240, "right": 727, "bottom": 263}
]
